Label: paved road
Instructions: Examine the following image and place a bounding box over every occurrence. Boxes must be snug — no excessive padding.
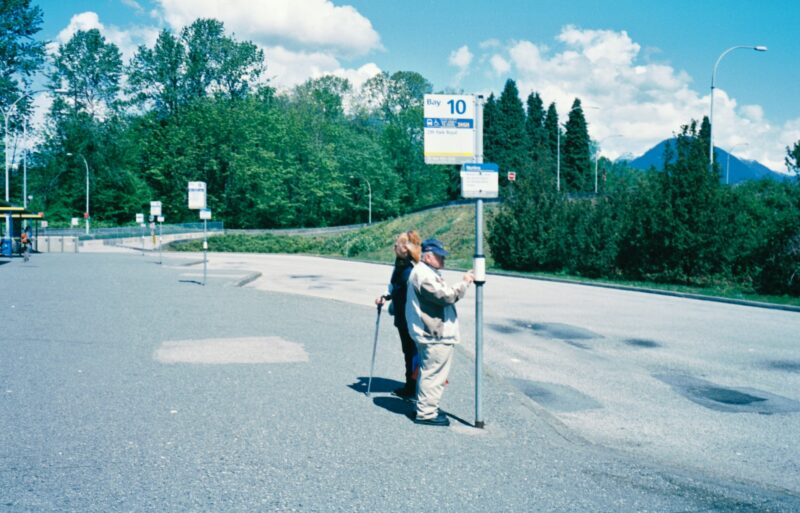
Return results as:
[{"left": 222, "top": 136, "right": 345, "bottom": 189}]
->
[{"left": 1, "top": 251, "right": 798, "bottom": 512}]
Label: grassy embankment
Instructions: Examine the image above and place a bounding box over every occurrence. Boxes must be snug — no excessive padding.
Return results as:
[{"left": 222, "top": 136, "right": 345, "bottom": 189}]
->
[{"left": 170, "top": 205, "right": 800, "bottom": 308}]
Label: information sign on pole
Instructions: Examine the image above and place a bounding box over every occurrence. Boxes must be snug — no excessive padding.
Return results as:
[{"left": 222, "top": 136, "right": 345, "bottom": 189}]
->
[
  {"left": 460, "top": 163, "right": 499, "bottom": 199},
  {"left": 135, "top": 213, "right": 144, "bottom": 224},
  {"left": 188, "top": 181, "right": 207, "bottom": 210},
  {"left": 424, "top": 94, "right": 476, "bottom": 164},
  {"left": 71, "top": 217, "right": 79, "bottom": 227},
  {"left": 157, "top": 216, "right": 164, "bottom": 223},
  {"left": 199, "top": 208, "right": 212, "bottom": 220},
  {"left": 41, "top": 220, "right": 48, "bottom": 228},
  {"left": 150, "top": 201, "right": 162, "bottom": 216}
]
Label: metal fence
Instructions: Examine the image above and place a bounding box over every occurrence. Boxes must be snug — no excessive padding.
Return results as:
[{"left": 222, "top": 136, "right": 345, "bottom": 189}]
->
[{"left": 42, "top": 222, "right": 224, "bottom": 240}]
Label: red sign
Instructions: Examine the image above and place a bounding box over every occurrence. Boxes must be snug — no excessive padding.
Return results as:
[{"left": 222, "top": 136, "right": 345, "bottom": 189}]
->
[
  {"left": 507, "top": 172, "right": 517, "bottom": 182},
  {"left": 84, "top": 212, "right": 89, "bottom": 219}
]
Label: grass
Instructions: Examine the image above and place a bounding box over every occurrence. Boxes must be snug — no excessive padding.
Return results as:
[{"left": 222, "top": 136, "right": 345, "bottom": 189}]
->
[{"left": 169, "top": 205, "right": 800, "bottom": 309}]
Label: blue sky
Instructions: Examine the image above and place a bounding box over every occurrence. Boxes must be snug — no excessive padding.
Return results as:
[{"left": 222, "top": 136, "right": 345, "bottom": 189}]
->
[{"left": 35, "top": 0, "right": 800, "bottom": 171}]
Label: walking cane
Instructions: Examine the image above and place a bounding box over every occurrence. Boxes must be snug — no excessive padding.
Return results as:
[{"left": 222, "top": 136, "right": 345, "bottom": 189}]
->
[{"left": 366, "top": 303, "right": 383, "bottom": 397}]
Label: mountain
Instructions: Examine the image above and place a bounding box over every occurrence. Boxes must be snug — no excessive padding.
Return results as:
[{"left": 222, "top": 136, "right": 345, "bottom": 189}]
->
[{"left": 626, "top": 139, "right": 789, "bottom": 184}]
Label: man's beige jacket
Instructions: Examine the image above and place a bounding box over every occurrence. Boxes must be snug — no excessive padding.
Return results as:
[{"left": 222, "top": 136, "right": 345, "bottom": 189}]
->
[{"left": 405, "top": 262, "right": 469, "bottom": 345}]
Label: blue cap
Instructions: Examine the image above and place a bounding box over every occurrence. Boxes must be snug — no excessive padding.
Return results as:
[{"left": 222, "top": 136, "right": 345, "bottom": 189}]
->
[{"left": 422, "top": 238, "right": 449, "bottom": 257}]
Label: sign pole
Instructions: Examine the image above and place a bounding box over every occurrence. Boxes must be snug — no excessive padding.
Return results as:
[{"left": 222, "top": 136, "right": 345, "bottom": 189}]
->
[
  {"left": 158, "top": 220, "right": 163, "bottom": 264},
  {"left": 474, "top": 95, "right": 486, "bottom": 429},
  {"left": 203, "top": 219, "right": 207, "bottom": 286}
]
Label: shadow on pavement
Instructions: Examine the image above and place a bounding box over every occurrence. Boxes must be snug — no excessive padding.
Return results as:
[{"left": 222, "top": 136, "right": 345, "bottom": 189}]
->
[
  {"left": 348, "top": 376, "right": 403, "bottom": 395},
  {"left": 179, "top": 279, "right": 204, "bottom": 285}
]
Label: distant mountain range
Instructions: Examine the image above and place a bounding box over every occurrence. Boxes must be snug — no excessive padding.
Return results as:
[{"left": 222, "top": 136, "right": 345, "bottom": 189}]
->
[{"left": 626, "top": 139, "right": 789, "bottom": 184}]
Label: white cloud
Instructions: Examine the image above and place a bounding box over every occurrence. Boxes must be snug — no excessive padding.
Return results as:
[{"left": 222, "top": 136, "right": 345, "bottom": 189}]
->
[
  {"left": 262, "top": 45, "right": 380, "bottom": 92},
  {"left": 449, "top": 45, "right": 473, "bottom": 69},
  {"left": 120, "top": 0, "right": 144, "bottom": 13},
  {"left": 52, "top": 12, "right": 159, "bottom": 60},
  {"left": 156, "top": 0, "right": 381, "bottom": 56},
  {"left": 490, "top": 54, "right": 510, "bottom": 76},
  {"left": 474, "top": 26, "right": 790, "bottom": 172}
]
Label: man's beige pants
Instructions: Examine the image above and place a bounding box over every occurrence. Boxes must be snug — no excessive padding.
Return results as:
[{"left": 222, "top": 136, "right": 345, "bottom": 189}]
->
[{"left": 415, "top": 342, "right": 454, "bottom": 420}]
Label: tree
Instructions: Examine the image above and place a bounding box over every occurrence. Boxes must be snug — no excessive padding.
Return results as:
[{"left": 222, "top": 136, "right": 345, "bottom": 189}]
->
[
  {"left": 49, "top": 29, "right": 122, "bottom": 118},
  {"left": 786, "top": 140, "right": 800, "bottom": 178},
  {"left": 0, "top": 0, "right": 45, "bottom": 117},
  {"left": 494, "top": 79, "right": 527, "bottom": 176},
  {"left": 482, "top": 93, "right": 499, "bottom": 164},
  {"left": 127, "top": 29, "right": 186, "bottom": 115},
  {"left": 543, "top": 102, "right": 559, "bottom": 185},
  {"left": 562, "top": 98, "right": 591, "bottom": 192},
  {"left": 525, "top": 92, "right": 546, "bottom": 164}
]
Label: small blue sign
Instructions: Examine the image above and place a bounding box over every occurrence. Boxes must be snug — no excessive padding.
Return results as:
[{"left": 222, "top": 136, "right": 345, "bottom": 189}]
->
[
  {"left": 462, "top": 163, "right": 499, "bottom": 172},
  {"left": 424, "top": 118, "right": 474, "bottom": 129}
]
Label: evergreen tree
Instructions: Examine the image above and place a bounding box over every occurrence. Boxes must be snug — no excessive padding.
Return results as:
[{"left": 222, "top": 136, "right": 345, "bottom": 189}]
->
[
  {"left": 562, "top": 98, "right": 591, "bottom": 192},
  {"left": 525, "top": 92, "right": 545, "bottom": 165},
  {"left": 482, "top": 93, "right": 499, "bottom": 164},
  {"left": 785, "top": 140, "right": 800, "bottom": 179},
  {"left": 543, "top": 102, "right": 559, "bottom": 188},
  {"left": 494, "top": 79, "right": 527, "bottom": 175}
]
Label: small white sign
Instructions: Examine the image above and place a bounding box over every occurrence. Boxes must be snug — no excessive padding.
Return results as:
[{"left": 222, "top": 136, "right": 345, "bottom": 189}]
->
[
  {"left": 41, "top": 220, "right": 48, "bottom": 228},
  {"left": 136, "top": 213, "right": 144, "bottom": 224},
  {"left": 157, "top": 216, "right": 165, "bottom": 223},
  {"left": 200, "top": 208, "right": 212, "bottom": 220},
  {"left": 150, "top": 201, "right": 162, "bottom": 216},
  {"left": 71, "top": 217, "right": 80, "bottom": 227},
  {"left": 188, "top": 181, "right": 207, "bottom": 210},
  {"left": 460, "top": 163, "right": 499, "bottom": 199}
]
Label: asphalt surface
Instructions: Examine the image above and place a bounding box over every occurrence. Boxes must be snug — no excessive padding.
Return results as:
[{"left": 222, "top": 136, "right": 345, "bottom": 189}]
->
[{"left": 1, "top": 251, "right": 799, "bottom": 512}]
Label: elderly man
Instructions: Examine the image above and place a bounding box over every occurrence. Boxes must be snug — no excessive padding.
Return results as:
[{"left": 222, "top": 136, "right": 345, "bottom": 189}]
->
[{"left": 405, "top": 239, "right": 474, "bottom": 426}]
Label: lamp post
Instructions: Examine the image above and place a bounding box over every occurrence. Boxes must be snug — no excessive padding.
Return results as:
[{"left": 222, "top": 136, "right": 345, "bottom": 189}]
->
[
  {"left": 726, "top": 142, "right": 749, "bottom": 185},
  {"left": 709, "top": 45, "right": 767, "bottom": 169},
  {"left": 67, "top": 152, "right": 90, "bottom": 234},
  {"left": 594, "top": 134, "right": 623, "bottom": 194},
  {"left": 350, "top": 174, "right": 372, "bottom": 224}
]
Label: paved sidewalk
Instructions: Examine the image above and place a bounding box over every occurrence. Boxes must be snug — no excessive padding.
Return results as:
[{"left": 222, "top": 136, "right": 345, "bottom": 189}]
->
[{"left": 1, "top": 252, "right": 798, "bottom": 512}]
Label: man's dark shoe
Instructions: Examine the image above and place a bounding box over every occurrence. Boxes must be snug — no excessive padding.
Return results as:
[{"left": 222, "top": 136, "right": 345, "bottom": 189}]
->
[
  {"left": 392, "top": 386, "right": 415, "bottom": 400},
  {"left": 413, "top": 411, "right": 449, "bottom": 426}
]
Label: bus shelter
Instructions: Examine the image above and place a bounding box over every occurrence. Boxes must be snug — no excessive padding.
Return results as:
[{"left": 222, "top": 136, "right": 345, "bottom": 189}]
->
[{"left": 1, "top": 202, "right": 45, "bottom": 256}]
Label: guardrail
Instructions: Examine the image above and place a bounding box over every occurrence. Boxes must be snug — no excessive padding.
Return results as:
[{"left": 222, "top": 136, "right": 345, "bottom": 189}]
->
[{"left": 43, "top": 222, "right": 224, "bottom": 240}]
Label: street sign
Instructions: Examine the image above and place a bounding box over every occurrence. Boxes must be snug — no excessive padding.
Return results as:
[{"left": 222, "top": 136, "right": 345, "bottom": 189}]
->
[
  {"left": 83, "top": 212, "right": 89, "bottom": 219},
  {"left": 508, "top": 171, "right": 516, "bottom": 182},
  {"left": 188, "top": 182, "right": 206, "bottom": 210},
  {"left": 135, "top": 213, "right": 144, "bottom": 224},
  {"left": 41, "top": 221, "right": 48, "bottom": 228},
  {"left": 424, "top": 94, "right": 476, "bottom": 164},
  {"left": 71, "top": 217, "right": 79, "bottom": 227},
  {"left": 461, "top": 163, "right": 499, "bottom": 199},
  {"left": 150, "top": 201, "right": 162, "bottom": 216},
  {"left": 200, "top": 208, "right": 212, "bottom": 220},
  {"left": 157, "top": 216, "right": 164, "bottom": 223}
]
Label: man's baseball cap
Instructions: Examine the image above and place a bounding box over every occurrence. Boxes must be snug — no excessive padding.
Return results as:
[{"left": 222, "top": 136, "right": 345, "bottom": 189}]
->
[{"left": 422, "top": 238, "right": 449, "bottom": 257}]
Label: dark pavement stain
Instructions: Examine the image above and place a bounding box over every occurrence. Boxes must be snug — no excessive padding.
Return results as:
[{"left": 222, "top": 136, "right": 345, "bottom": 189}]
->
[
  {"left": 625, "top": 338, "right": 661, "bottom": 348},
  {"left": 289, "top": 274, "right": 322, "bottom": 280},
  {"left": 763, "top": 360, "right": 800, "bottom": 373},
  {"left": 654, "top": 374, "right": 800, "bottom": 414},
  {"left": 508, "top": 378, "right": 602, "bottom": 412},
  {"left": 511, "top": 321, "right": 603, "bottom": 345},
  {"left": 489, "top": 323, "right": 522, "bottom": 334}
]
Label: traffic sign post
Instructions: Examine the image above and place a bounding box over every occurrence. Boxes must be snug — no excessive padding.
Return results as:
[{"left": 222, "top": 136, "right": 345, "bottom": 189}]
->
[
  {"left": 423, "top": 93, "right": 488, "bottom": 429},
  {"left": 157, "top": 215, "right": 164, "bottom": 264}
]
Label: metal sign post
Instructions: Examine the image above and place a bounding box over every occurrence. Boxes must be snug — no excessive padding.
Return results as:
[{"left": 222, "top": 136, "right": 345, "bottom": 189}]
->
[
  {"left": 157, "top": 216, "right": 164, "bottom": 264},
  {"left": 136, "top": 213, "right": 144, "bottom": 255},
  {"left": 200, "top": 208, "right": 211, "bottom": 286}
]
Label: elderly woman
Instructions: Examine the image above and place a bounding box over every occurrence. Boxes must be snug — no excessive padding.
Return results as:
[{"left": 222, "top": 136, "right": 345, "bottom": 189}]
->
[{"left": 375, "top": 230, "right": 421, "bottom": 399}]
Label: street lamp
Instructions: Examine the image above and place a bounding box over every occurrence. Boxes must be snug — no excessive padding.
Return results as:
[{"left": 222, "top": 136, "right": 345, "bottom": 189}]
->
[
  {"left": 709, "top": 45, "right": 767, "bottom": 169},
  {"left": 594, "top": 134, "right": 623, "bottom": 194},
  {"left": 350, "top": 174, "right": 372, "bottom": 225},
  {"left": 725, "top": 142, "right": 749, "bottom": 185},
  {"left": 3, "top": 89, "right": 61, "bottom": 249},
  {"left": 66, "top": 152, "right": 90, "bottom": 234}
]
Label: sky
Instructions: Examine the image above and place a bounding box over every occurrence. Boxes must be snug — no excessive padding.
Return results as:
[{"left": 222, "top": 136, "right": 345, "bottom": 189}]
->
[{"left": 33, "top": 0, "right": 800, "bottom": 172}]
